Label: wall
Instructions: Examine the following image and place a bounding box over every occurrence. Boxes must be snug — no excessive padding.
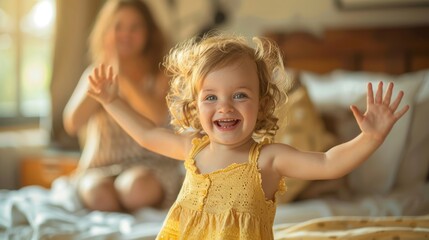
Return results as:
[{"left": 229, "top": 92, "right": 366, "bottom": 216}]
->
[
  {"left": 150, "top": 0, "right": 429, "bottom": 42},
  {"left": 233, "top": 0, "right": 429, "bottom": 37}
]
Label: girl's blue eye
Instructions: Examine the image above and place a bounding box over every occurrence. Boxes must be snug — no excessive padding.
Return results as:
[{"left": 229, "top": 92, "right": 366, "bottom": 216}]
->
[
  {"left": 205, "top": 95, "right": 217, "bottom": 101},
  {"left": 233, "top": 93, "right": 248, "bottom": 99}
]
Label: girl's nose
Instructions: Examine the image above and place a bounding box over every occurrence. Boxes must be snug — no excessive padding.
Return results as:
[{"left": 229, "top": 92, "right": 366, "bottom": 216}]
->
[{"left": 218, "top": 100, "right": 234, "bottom": 113}]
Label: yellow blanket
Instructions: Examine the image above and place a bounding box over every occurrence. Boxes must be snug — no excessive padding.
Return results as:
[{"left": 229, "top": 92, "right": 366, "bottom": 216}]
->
[{"left": 274, "top": 215, "right": 429, "bottom": 239}]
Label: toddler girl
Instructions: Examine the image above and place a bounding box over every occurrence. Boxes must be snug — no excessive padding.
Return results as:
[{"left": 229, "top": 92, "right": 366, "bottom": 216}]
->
[{"left": 87, "top": 34, "right": 409, "bottom": 239}]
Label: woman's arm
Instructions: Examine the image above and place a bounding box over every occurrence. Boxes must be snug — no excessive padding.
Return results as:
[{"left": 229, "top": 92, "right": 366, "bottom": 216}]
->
[
  {"left": 271, "top": 82, "right": 409, "bottom": 180},
  {"left": 87, "top": 64, "right": 190, "bottom": 160},
  {"left": 63, "top": 67, "right": 101, "bottom": 135}
]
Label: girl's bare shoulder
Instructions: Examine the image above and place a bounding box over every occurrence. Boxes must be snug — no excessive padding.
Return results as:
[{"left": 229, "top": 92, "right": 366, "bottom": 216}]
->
[
  {"left": 260, "top": 142, "right": 296, "bottom": 156},
  {"left": 258, "top": 142, "right": 296, "bottom": 165}
]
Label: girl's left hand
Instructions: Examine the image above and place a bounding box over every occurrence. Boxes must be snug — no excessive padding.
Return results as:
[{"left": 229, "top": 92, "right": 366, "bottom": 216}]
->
[
  {"left": 350, "top": 82, "right": 409, "bottom": 142},
  {"left": 87, "top": 64, "right": 119, "bottom": 105}
]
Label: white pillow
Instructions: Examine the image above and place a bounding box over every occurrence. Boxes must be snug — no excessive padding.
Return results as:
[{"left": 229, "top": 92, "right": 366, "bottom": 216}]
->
[
  {"left": 301, "top": 70, "right": 426, "bottom": 194},
  {"left": 395, "top": 72, "right": 429, "bottom": 188}
]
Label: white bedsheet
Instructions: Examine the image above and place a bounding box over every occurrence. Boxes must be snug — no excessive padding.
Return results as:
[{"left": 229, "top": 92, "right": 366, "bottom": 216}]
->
[{"left": 0, "top": 177, "right": 168, "bottom": 240}]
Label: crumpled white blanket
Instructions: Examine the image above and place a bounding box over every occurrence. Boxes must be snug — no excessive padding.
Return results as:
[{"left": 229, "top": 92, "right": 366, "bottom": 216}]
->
[{"left": 0, "top": 176, "right": 168, "bottom": 240}]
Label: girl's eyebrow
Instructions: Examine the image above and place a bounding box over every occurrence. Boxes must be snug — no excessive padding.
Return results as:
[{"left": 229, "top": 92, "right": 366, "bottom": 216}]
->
[
  {"left": 201, "top": 89, "right": 215, "bottom": 93},
  {"left": 236, "top": 87, "right": 254, "bottom": 92},
  {"left": 201, "top": 87, "right": 254, "bottom": 93}
]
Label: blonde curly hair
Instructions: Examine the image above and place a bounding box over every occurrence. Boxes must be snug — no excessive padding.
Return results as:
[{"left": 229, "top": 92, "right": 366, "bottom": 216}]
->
[{"left": 164, "top": 33, "right": 289, "bottom": 140}]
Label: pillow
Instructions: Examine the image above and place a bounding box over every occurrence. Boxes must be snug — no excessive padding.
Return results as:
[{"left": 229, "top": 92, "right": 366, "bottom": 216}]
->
[
  {"left": 301, "top": 70, "right": 426, "bottom": 195},
  {"left": 395, "top": 71, "right": 429, "bottom": 188},
  {"left": 275, "top": 84, "right": 336, "bottom": 203}
]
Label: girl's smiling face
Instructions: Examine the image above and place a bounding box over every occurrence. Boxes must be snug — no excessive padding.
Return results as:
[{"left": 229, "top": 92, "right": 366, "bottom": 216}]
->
[{"left": 197, "top": 57, "right": 260, "bottom": 146}]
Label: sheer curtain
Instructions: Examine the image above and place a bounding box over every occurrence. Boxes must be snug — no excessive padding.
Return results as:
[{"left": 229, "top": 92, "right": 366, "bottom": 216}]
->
[{"left": 49, "top": 0, "right": 104, "bottom": 150}]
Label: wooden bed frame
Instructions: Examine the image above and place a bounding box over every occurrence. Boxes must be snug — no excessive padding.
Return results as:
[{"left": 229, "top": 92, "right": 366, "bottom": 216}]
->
[{"left": 265, "top": 25, "right": 429, "bottom": 74}]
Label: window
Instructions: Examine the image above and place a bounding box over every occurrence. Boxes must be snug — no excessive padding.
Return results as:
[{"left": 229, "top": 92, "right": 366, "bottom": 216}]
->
[{"left": 0, "top": 0, "right": 55, "bottom": 126}]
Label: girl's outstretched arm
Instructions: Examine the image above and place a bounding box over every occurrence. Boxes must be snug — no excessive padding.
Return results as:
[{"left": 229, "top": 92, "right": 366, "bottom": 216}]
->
[
  {"left": 63, "top": 67, "right": 102, "bottom": 135},
  {"left": 269, "top": 82, "right": 409, "bottom": 180},
  {"left": 87, "top": 64, "right": 191, "bottom": 161}
]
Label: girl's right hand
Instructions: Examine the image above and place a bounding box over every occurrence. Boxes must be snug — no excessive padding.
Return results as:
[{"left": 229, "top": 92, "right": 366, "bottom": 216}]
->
[{"left": 87, "top": 64, "right": 119, "bottom": 105}]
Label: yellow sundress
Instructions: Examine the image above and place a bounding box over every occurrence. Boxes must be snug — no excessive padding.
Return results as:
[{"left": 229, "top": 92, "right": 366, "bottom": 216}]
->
[{"left": 157, "top": 135, "right": 286, "bottom": 239}]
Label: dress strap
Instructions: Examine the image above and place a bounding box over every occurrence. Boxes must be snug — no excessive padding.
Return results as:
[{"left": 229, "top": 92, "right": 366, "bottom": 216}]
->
[
  {"left": 249, "top": 137, "right": 271, "bottom": 166},
  {"left": 250, "top": 137, "right": 288, "bottom": 202},
  {"left": 188, "top": 135, "right": 210, "bottom": 159}
]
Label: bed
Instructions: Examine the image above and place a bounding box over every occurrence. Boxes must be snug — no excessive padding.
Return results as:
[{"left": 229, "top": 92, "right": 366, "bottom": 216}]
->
[{"left": 1, "top": 25, "right": 429, "bottom": 239}]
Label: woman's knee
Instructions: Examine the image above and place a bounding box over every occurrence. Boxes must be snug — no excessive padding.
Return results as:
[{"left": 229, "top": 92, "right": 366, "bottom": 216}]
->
[
  {"left": 78, "top": 172, "right": 122, "bottom": 212},
  {"left": 114, "top": 166, "right": 164, "bottom": 212}
]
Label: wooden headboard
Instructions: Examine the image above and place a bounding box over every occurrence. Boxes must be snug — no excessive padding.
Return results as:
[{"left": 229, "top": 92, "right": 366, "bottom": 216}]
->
[{"left": 265, "top": 25, "right": 429, "bottom": 74}]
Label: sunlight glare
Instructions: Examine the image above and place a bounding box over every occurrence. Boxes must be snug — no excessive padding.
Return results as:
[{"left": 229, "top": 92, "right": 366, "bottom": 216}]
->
[{"left": 32, "top": 0, "right": 54, "bottom": 29}]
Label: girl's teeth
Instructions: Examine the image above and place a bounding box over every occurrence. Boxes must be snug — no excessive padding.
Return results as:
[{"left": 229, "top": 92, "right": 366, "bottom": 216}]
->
[{"left": 215, "top": 119, "right": 240, "bottom": 128}]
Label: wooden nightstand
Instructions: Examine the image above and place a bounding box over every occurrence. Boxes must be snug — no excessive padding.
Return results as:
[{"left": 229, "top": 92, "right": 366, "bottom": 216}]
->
[{"left": 20, "top": 154, "right": 79, "bottom": 188}]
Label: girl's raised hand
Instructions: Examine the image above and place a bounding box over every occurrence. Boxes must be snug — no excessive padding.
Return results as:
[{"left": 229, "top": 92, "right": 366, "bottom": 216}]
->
[
  {"left": 350, "top": 82, "right": 409, "bottom": 142},
  {"left": 87, "top": 64, "right": 118, "bottom": 105}
]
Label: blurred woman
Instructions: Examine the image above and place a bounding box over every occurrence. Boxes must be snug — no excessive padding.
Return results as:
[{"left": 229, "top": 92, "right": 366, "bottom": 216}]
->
[{"left": 63, "top": 0, "right": 182, "bottom": 212}]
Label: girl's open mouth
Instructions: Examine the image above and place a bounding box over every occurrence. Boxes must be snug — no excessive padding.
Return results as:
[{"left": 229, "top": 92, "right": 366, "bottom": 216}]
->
[{"left": 214, "top": 119, "right": 241, "bottom": 130}]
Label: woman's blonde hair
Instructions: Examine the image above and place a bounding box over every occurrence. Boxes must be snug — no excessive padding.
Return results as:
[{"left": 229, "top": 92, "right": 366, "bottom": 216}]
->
[
  {"left": 164, "top": 33, "right": 289, "bottom": 140},
  {"left": 89, "top": 0, "right": 165, "bottom": 73}
]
